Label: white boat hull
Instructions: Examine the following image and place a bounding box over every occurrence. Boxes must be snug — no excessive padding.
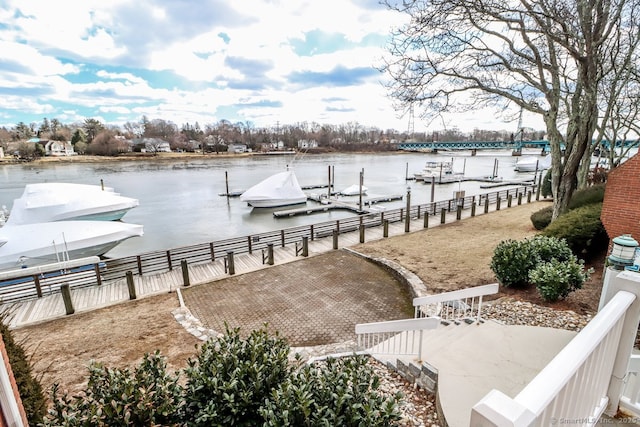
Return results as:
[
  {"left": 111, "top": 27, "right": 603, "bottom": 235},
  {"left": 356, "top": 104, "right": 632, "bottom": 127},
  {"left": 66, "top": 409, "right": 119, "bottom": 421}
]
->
[
  {"left": 514, "top": 156, "right": 551, "bottom": 172},
  {"left": 240, "top": 171, "right": 307, "bottom": 208},
  {"left": 0, "top": 221, "right": 143, "bottom": 270},
  {"left": 244, "top": 197, "right": 308, "bottom": 208}
]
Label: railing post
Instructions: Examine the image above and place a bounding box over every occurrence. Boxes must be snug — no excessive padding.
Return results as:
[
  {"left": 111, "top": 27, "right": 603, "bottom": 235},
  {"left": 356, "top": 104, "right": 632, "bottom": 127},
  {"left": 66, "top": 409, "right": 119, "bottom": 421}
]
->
[
  {"left": 456, "top": 204, "right": 462, "bottom": 220},
  {"left": 281, "top": 230, "right": 285, "bottom": 248},
  {"left": 166, "top": 250, "right": 172, "bottom": 270},
  {"left": 302, "top": 236, "right": 309, "bottom": 257},
  {"left": 181, "top": 260, "right": 190, "bottom": 286},
  {"left": 602, "top": 271, "right": 640, "bottom": 416},
  {"left": 517, "top": 193, "right": 523, "bottom": 205},
  {"left": 136, "top": 255, "right": 143, "bottom": 275},
  {"left": 310, "top": 224, "right": 314, "bottom": 241},
  {"left": 94, "top": 263, "right": 102, "bottom": 286},
  {"left": 359, "top": 224, "right": 365, "bottom": 243},
  {"left": 210, "top": 242, "right": 215, "bottom": 261},
  {"left": 496, "top": 197, "right": 501, "bottom": 210},
  {"left": 383, "top": 219, "right": 389, "bottom": 237},
  {"left": 484, "top": 197, "right": 489, "bottom": 213},
  {"left": 247, "top": 236, "right": 252, "bottom": 254},
  {"left": 267, "top": 243, "right": 274, "bottom": 265},
  {"left": 471, "top": 202, "right": 476, "bottom": 217},
  {"left": 507, "top": 194, "right": 512, "bottom": 208},
  {"left": 527, "top": 191, "right": 532, "bottom": 203},
  {"left": 226, "top": 250, "right": 235, "bottom": 275},
  {"left": 332, "top": 230, "right": 338, "bottom": 249},
  {"left": 423, "top": 213, "right": 429, "bottom": 229},
  {"left": 61, "top": 283, "right": 74, "bottom": 315},
  {"left": 440, "top": 208, "right": 446, "bottom": 224},
  {"left": 126, "top": 271, "right": 136, "bottom": 299},
  {"left": 34, "top": 275, "right": 42, "bottom": 298}
]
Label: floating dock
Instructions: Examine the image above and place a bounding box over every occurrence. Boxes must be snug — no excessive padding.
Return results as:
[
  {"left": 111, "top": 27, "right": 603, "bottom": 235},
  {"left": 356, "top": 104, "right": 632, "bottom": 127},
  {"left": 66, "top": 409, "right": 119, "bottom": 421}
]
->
[
  {"left": 273, "top": 194, "right": 402, "bottom": 218},
  {"left": 219, "top": 183, "right": 330, "bottom": 197}
]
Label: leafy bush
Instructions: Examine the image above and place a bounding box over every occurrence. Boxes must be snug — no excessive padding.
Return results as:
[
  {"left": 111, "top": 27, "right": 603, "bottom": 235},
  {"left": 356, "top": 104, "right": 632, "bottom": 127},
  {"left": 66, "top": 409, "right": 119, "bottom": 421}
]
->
[
  {"left": 542, "top": 203, "right": 608, "bottom": 258},
  {"left": 183, "top": 325, "right": 292, "bottom": 426},
  {"left": 490, "top": 236, "right": 573, "bottom": 288},
  {"left": 529, "top": 258, "right": 592, "bottom": 302},
  {"left": 567, "top": 184, "right": 605, "bottom": 210},
  {"left": 530, "top": 205, "right": 553, "bottom": 230},
  {"left": 42, "top": 351, "right": 184, "bottom": 426},
  {"left": 261, "top": 355, "right": 401, "bottom": 426},
  {"left": 0, "top": 314, "right": 46, "bottom": 425}
]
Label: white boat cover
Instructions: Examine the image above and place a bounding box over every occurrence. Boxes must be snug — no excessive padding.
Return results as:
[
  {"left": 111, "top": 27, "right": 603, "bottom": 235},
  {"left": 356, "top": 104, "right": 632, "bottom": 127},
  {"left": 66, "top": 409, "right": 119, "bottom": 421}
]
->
[
  {"left": 240, "top": 171, "right": 306, "bottom": 205},
  {"left": 341, "top": 184, "right": 368, "bottom": 196},
  {"left": 515, "top": 155, "right": 551, "bottom": 171}
]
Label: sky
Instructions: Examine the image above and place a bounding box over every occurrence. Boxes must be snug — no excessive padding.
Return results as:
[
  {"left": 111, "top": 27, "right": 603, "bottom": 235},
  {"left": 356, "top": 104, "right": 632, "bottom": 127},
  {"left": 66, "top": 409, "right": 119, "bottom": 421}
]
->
[{"left": 0, "top": 0, "right": 541, "bottom": 134}]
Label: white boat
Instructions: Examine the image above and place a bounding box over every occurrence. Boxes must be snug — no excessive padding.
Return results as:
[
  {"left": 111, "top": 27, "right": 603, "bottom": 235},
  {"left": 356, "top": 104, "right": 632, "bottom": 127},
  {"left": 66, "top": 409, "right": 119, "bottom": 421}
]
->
[
  {"left": 340, "top": 184, "right": 368, "bottom": 196},
  {"left": 514, "top": 155, "right": 551, "bottom": 172},
  {"left": 5, "top": 183, "right": 139, "bottom": 225},
  {"left": 414, "top": 161, "right": 454, "bottom": 181},
  {"left": 240, "top": 170, "right": 307, "bottom": 208},
  {"left": 0, "top": 221, "right": 143, "bottom": 270}
]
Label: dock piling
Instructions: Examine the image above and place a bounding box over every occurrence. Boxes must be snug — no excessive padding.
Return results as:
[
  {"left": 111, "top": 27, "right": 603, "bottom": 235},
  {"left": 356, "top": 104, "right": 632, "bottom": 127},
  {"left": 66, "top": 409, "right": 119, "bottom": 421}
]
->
[
  {"left": 126, "top": 271, "right": 136, "bottom": 299},
  {"left": 61, "top": 283, "right": 75, "bottom": 315},
  {"left": 181, "top": 260, "right": 190, "bottom": 286}
]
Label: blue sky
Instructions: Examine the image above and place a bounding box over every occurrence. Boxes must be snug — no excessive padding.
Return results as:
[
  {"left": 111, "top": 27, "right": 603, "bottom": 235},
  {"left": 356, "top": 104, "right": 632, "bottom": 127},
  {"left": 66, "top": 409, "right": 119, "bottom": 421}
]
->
[{"left": 0, "top": 0, "right": 531, "bottom": 133}]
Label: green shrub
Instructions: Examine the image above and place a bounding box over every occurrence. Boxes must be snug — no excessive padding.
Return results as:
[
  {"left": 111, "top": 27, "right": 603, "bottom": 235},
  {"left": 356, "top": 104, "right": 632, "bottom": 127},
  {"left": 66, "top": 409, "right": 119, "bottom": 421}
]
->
[
  {"left": 490, "top": 236, "right": 573, "bottom": 288},
  {"left": 542, "top": 203, "right": 608, "bottom": 258},
  {"left": 530, "top": 206, "right": 553, "bottom": 230},
  {"left": 183, "top": 325, "right": 292, "bottom": 426},
  {"left": 0, "top": 314, "right": 46, "bottom": 425},
  {"left": 529, "top": 258, "right": 592, "bottom": 302},
  {"left": 261, "top": 355, "right": 401, "bottom": 426},
  {"left": 42, "top": 351, "right": 184, "bottom": 426},
  {"left": 568, "top": 184, "right": 605, "bottom": 210}
]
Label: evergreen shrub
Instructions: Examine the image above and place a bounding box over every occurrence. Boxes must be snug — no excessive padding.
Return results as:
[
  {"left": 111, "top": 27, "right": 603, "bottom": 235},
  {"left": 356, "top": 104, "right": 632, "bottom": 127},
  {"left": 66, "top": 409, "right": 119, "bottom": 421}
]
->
[
  {"left": 542, "top": 203, "right": 607, "bottom": 258},
  {"left": 529, "top": 258, "right": 592, "bottom": 302},
  {"left": 567, "top": 184, "right": 606, "bottom": 210},
  {"left": 541, "top": 169, "right": 552, "bottom": 198},
  {"left": 530, "top": 205, "right": 553, "bottom": 230}
]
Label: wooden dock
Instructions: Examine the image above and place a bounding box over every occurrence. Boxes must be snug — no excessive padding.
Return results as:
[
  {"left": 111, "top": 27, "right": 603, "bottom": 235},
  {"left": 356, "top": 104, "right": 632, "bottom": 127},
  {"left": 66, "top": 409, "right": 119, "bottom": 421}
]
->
[
  {"left": 219, "top": 183, "right": 330, "bottom": 197},
  {"left": 273, "top": 194, "right": 403, "bottom": 217}
]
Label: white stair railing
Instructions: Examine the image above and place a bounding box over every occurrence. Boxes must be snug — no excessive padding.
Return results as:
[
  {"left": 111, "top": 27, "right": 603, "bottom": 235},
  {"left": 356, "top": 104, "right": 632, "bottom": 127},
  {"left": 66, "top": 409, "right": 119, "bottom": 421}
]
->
[
  {"left": 471, "top": 289, "right": 637, "bottom": 426},
  {"left": 355, "top": 317, "right": 439, "bottom": 361},
  {"left": 621, "top": 354, "right": 640, "bottom": 416},
  {"left": 413, "top": 283, "right": 498, "bottom": 323}
]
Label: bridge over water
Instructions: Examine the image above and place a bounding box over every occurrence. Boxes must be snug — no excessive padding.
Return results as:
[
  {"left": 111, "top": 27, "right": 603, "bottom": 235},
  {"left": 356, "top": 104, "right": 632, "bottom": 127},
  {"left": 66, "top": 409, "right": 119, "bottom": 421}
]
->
[{"left": 397, "top": 140, "right": 550, "bottom": 153}]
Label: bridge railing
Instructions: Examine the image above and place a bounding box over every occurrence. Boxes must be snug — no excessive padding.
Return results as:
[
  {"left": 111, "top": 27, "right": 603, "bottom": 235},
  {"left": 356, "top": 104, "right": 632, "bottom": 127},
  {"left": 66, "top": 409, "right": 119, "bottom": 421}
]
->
[{"left": 0, "top": 185, "right": 534, "bottom": 303}]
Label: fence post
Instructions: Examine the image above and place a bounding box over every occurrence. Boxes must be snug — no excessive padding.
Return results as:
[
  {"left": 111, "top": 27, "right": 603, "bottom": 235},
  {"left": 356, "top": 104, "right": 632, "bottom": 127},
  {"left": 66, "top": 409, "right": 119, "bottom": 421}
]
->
[
  {"left": 507, "top": 194, "right": 512, "bottom": 208},
  {"left": 34, "top": 275, "right": 42, "bottom": 298},
  {"left": 181, "top": 260, "right": 190, "bottom": 286},
  {"left": 267, "top": 243, "right": 274, "bottom": 265},
  {"left": 281, "top": 230, "right": 285, "bottom": 247},
  {"left": 247, "top": 236, "right": 253, "bottom": 254},
  {"left": 456, "top": 204, "right": 462, "bottom": 220},
  {"left": 166, "top": 250, "right": 173, "bottom": 270},
  {"left": 210, "top": 242, "right": 216, "bottom": 261},
  {"left": 496, "top": 197, "right": 501, "bottom": 210},
  {"left": 61, "top": 283, "right": 74, "bottom": 315},
  {"left": 94, "top": 263, "right": 102, "bottom": 286},
  {"left": 471, "top": 202, "right": 476, "bottom": 217},
  {"left": 126, "top": 271, "right": 137, "bottom": 299},
  {"left": 332, "top": 230, "right": 338, "bottom": 250},
  {"left": 383, "top": 219, "right": 389, "bottom": 237},
  {"left": 302, "top": 236, "right": 309, "bottom": 257},
  {"left": 227, "top": 251, "right": 235, "bottom": 275},
  {"left": 484, "top": 197, "right": 489, "bottom": 213},
  {"left": 440, "top": 208, "right": 446, "bottom": 224},
  {"left": 359, "top": 224, "right": 365, "bottom": 243},
  {"left": 136, "top": 255, "right": 143, "bottom": 275},
  {"left": 517, "top": 193, "right": 523, "bottom": 205},
  {"left": 423, "top": 213, "right": 429, "bottom": 229}
]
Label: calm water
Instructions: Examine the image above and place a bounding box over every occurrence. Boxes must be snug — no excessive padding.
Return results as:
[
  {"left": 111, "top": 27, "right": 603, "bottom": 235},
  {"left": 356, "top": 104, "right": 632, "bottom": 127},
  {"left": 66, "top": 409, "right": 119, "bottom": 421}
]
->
[{"left": 0, "top": 151, "right": 533, "bottom": 258}]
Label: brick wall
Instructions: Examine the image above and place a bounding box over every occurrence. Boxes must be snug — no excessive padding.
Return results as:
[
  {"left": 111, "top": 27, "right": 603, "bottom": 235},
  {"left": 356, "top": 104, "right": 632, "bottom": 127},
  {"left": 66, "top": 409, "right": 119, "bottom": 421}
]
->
[{"left": 601, "top": 153, "right": 640, "bottom": 242}]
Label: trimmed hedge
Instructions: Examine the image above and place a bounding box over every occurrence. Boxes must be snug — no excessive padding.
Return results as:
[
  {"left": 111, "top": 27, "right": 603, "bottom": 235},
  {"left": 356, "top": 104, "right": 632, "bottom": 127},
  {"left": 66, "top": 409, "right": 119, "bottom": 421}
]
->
[
  {"left": 530, "top": 205, "right": 553, "bottom": 230},
  {"left": 567, "top": 184, "right": 605, "bottom": 210},
  {"left": 542, "top": 203, "right": 608, "bottom": 259}
]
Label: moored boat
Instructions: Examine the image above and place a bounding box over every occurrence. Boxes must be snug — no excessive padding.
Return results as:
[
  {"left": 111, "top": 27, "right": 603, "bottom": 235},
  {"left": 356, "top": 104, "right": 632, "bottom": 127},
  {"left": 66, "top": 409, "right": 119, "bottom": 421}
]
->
[
  {"left": 0, "top": 221, "right": 144, "bottom": 270},
  {"left": 340, "top": 184, "right": 368, "bottom": 196},
  {"left": 5, "top": 182, "right": 139, "bottom": 225},
  {"left": 414, "top": 161, "right": 455, "bottom": 181},
  {"left": 514, "top": 155, "right": 551, "bottom": 172},
  {"left": 240, "top": 170, "right": 307, "bottom": 208}
]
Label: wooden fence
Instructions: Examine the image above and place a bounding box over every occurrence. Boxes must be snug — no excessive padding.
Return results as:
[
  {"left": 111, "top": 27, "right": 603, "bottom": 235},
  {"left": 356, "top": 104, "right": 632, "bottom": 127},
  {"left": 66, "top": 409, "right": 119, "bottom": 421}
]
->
[{"left": 0, "top": 185, "right": 536, "bottom": 303}]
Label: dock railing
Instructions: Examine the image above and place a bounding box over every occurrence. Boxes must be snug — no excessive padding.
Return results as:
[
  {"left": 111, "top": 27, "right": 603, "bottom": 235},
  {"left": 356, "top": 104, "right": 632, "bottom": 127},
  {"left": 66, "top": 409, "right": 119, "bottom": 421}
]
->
[
  {"left": 0, "top": 185, "right": 535, "bottom": 303},
  {"left": 413, "top": 283, "right": 499, "bottom": 324},
  {"left": 470, "top": 270, "right": 640, "bottom": 426}
]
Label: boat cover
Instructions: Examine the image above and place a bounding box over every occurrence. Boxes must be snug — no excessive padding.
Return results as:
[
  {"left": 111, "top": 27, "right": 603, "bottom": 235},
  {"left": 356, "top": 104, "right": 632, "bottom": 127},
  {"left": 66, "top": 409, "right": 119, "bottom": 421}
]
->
[{"left": 240, "top": 170, "right": 306, "bottom": 202}]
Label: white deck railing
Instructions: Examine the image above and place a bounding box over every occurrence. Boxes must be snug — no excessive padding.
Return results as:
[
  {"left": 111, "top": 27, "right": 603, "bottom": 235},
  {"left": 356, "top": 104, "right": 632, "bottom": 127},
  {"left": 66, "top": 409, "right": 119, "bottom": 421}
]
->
[
  {"left": 413, "top": 283, "right": 498, "bottom": 323},
  {"left": 355, "top": 317, "right": 439, "bottom": 361},
  {"left": 471, "top": 290, "right": 637, "bottom": 426},
  {"left": 621, "top": 354, "right": 640, "bottom": 417}
]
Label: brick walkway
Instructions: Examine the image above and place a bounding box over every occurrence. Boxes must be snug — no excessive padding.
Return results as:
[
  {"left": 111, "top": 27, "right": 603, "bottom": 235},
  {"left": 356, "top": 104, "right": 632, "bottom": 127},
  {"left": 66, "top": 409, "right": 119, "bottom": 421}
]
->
[{"left": 181, "top": 250, "right": 415, "bottom": 346}]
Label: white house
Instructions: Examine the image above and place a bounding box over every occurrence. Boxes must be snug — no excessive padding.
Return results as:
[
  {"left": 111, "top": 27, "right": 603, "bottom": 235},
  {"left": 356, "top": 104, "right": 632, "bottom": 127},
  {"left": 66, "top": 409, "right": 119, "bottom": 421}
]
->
[
  {"left": 297, "top": 139, "right": 318, "bottom": 149},
  {"left": 45, "top": 140, "right": 75, "bottom": 156},
  {"left": 227, "top": 144, "right": 248, "bottom": 153}
]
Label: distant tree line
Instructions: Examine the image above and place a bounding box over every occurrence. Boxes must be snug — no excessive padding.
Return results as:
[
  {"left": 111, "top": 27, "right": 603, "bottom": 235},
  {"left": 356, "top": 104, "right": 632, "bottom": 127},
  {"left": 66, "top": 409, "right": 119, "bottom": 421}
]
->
[{"left": 0, "top": 115, "right": 545, "bottom": 157}]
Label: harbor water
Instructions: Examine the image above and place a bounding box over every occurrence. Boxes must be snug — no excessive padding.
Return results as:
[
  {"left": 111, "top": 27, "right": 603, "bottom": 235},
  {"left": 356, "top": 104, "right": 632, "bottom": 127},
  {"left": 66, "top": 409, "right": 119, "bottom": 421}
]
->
[{"left": 0, "top": 150, "right": 537, "bottom": 258}]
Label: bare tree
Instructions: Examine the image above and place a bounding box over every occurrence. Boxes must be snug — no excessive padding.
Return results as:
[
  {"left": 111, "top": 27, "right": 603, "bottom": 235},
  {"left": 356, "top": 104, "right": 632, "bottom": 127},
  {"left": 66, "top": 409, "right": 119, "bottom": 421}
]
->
[{"left": 382, "top": 0, "right": 640, "bottom": 219}]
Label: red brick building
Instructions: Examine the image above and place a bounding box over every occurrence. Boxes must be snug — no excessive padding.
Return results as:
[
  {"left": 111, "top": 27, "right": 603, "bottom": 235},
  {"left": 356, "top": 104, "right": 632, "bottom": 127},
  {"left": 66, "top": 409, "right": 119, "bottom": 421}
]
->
[{"left": 601, "top": 153, "right": 640, "bottom": 242}]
